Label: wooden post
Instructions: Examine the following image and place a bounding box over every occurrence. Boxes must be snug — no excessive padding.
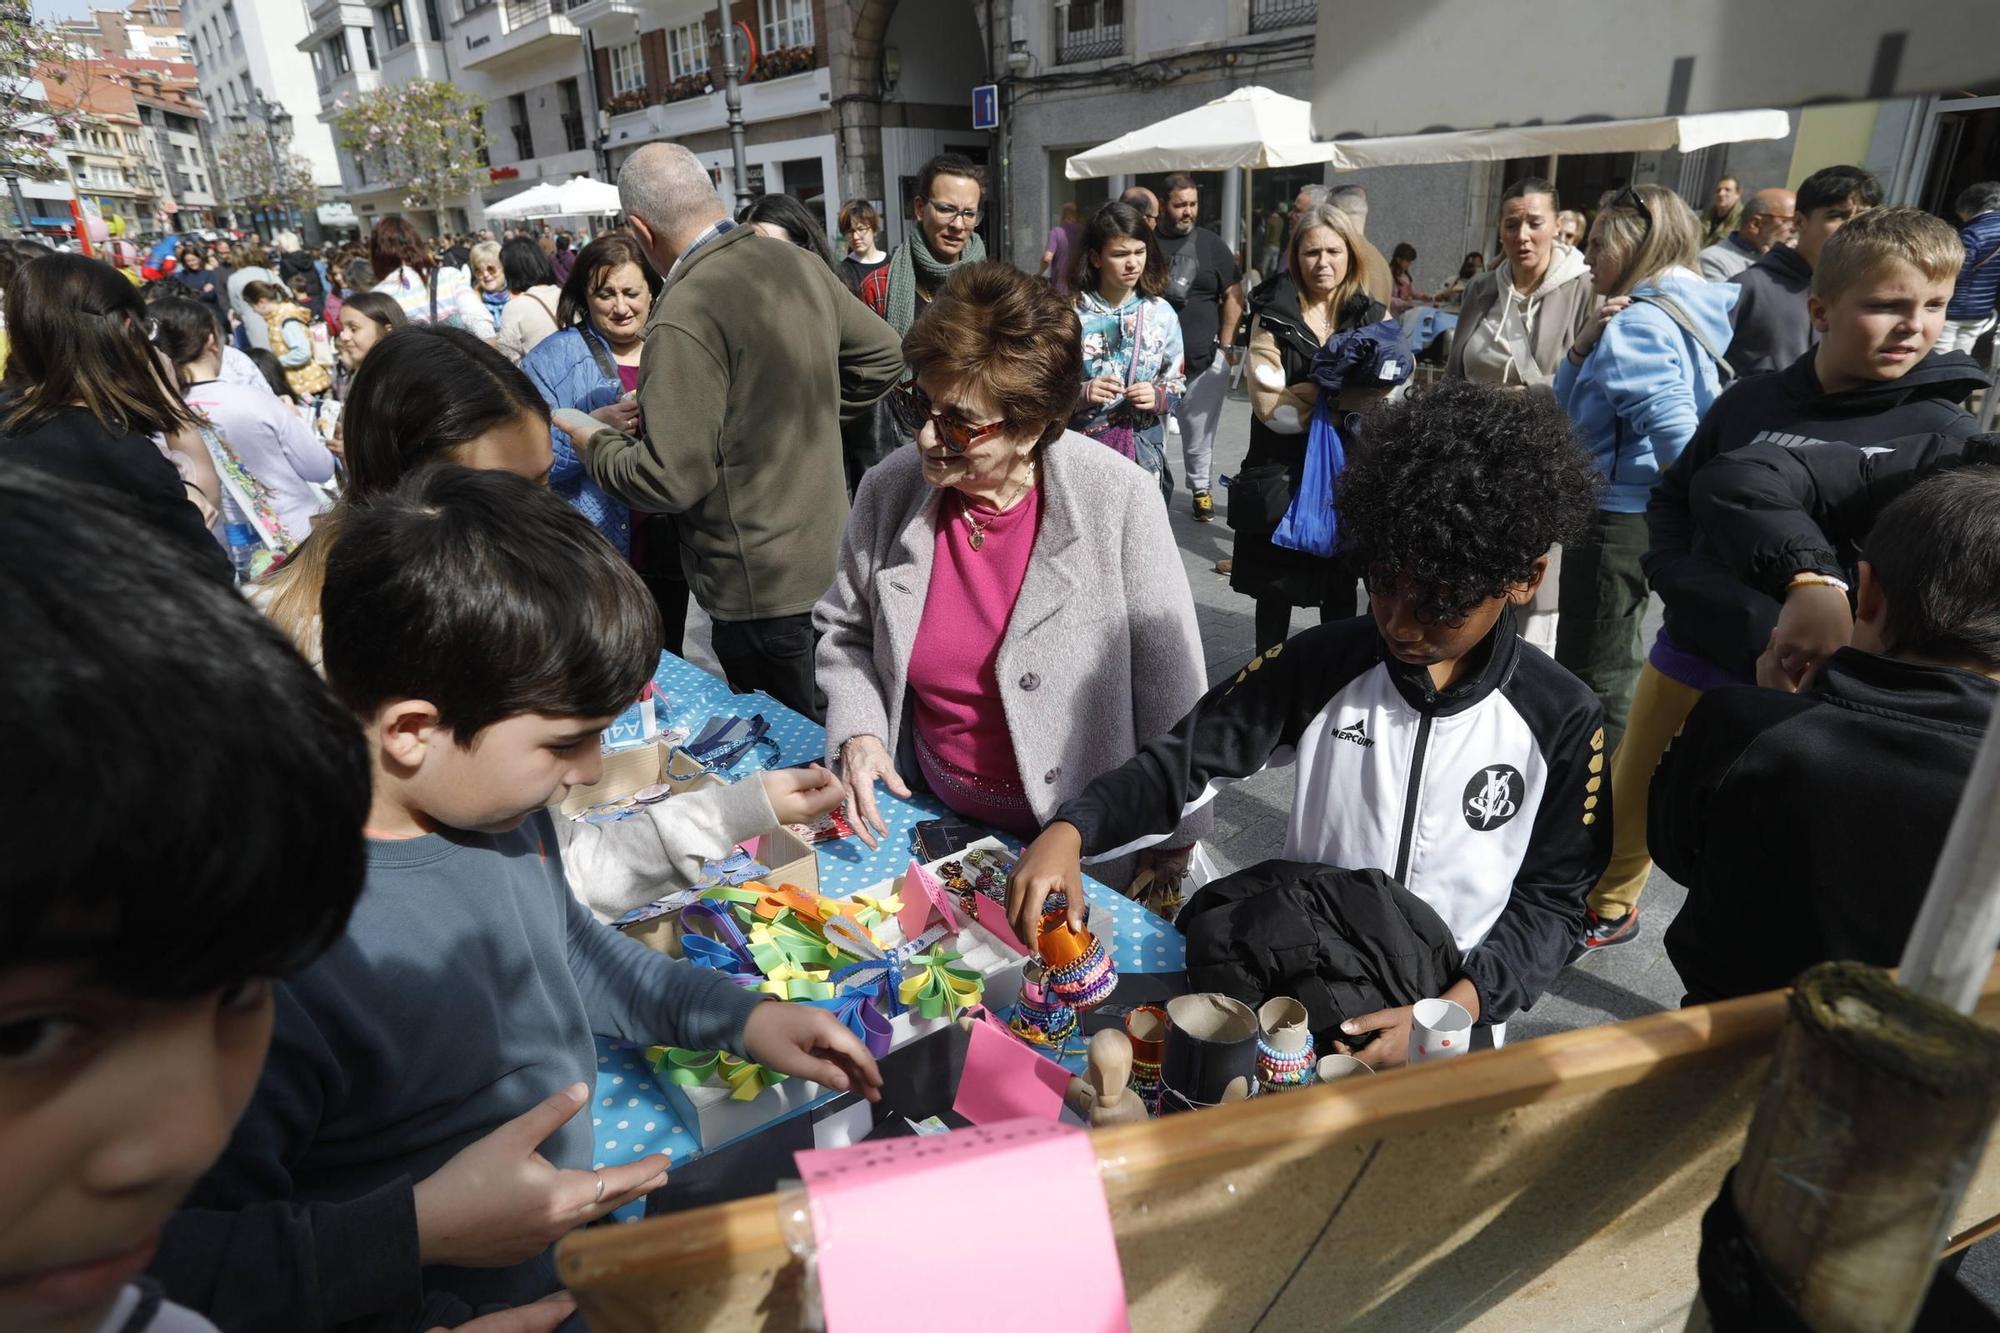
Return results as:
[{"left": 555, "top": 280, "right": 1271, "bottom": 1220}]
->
[{"left": 1722, "top": 963, "right": 2000, "bottom": 1332}]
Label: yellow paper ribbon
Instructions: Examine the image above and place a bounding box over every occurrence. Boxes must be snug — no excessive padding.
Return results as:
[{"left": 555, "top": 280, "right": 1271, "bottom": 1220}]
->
[
  {"left": 759, "top": 962, "right": 834, "bottom": 1001},
  {"left": 898, "top": 950, "right": 984, "bottom": 1020},
  {"left": 649, "top": 1045, "right": 785, "bottom": 1102}
]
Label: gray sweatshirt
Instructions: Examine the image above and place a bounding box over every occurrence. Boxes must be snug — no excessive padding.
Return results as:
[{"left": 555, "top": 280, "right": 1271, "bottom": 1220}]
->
[{"left": 166, "top": 810, "right": 764, "bottom": 1323}]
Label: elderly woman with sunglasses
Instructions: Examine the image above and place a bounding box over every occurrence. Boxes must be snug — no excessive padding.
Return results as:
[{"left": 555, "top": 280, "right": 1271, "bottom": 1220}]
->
[{"left": 815, "top": 263, "right": 1208, "bottom": 889}]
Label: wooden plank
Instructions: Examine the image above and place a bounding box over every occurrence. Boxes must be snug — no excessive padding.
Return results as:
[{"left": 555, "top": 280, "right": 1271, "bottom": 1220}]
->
[{"left": 561, "top": 970, "right": 2000, "bottom": 1331}]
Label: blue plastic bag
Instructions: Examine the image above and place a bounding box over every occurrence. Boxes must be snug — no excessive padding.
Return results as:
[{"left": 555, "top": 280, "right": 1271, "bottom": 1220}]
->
[{"left": 1271, "top": 397, "right": 1345, "bottom": 558}]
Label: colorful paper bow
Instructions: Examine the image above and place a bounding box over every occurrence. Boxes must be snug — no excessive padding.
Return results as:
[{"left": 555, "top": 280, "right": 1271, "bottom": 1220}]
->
[
  {"left": 747, "top": 915, "right": 840, "bottom": 973},
  {"left": 759, "top": 962, "right": 835, "bottom": 1001},
  {"left": 898, "top": 951, "right": 984, "bottom": 1020},
  {"left": 681, "top": 932, "right": 763, "bottom": 986},
  {"left": 806, "top": 990, "right": 896, "bottom": 1059},
  {"left": 649, "top": 1045, "right": 785, "bottom": 1102},
  {"left": 846, "top": 890, "right": 903, "bottom": 931},
  {"left": 821, "top": 913, "right": 884, "bottom": 961},
  {"left": 681, "top": 899, "right": 756, "bottom": 965},
  {"left": 830, "top": 958, "right": 903, "bottom": 1016}
]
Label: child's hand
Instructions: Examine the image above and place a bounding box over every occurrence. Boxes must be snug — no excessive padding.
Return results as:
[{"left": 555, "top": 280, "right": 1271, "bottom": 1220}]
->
[
  {"left": 1336, "top": 1005, "right": 1414, "bottom": 1070},
  {"left": 435, "top": 1293, "right": 577, "bottom": 1333},
  {"left": 1127, "top": 381, "right": 1158, "bottom": 412},
  {"left": 1008, "top": 821, "right": 1087, "bottom": 946},
  {"left": 413, "top": 1083, "right": 669, "bottom": 1268},
  {"left": 761, "top": 764, "right": 846, "bottom": 827},
  {"left": 743, "top": 1002, "right": 884, "bottom": 1102},
  {"left": 1761, "top": 581, "right": 1854, "bottom": 691}
]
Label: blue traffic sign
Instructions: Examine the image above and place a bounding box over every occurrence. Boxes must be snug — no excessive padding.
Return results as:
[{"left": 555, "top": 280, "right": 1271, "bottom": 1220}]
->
[{"left": 972, "top": 83, "right": 999, "bottom": 131}]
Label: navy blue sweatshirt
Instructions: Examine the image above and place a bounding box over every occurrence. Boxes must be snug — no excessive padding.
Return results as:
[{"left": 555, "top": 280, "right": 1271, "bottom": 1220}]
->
[{"left": 154, "top": 811, "right": 764, "bottom": 1330}]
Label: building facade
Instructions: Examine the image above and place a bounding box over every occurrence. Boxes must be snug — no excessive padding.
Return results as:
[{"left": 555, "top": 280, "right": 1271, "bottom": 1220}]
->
[{"left": 182, "top": 0, "right": 344, "bottom": 205}]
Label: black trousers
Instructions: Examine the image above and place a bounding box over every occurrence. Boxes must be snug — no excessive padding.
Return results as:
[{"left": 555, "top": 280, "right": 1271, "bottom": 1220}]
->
[{"left": 709, "top": 612, "right": 825, "bottom": 723}]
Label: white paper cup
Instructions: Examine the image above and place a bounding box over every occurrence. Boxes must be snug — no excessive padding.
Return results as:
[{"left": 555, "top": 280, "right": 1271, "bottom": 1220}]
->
[
  {"left": 1408, "top": 998, "right": 1473, "bottom": 1065},
  {"left": 1315, "top": 1053, "right": 1373, "bottom": 1081}
]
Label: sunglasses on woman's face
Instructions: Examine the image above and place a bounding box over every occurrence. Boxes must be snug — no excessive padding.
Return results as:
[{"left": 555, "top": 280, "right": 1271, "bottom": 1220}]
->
[{"left": 889, "top": 382, "right": 1009, "bottom": 454}]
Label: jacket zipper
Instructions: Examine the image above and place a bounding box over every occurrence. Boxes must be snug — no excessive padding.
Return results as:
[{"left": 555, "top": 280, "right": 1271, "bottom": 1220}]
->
[{"left": 1393, "top": 711, "right": 1434, "bottom": 883}]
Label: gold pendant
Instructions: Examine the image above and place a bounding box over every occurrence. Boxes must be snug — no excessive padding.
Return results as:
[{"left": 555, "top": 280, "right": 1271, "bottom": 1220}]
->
[{"left": 969, "top": 527, "right": 985, "bottom": 552}]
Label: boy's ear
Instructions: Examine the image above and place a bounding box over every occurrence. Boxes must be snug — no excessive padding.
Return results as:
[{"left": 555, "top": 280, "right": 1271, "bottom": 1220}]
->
[
  {"left": 1854, "top": 561, "right": 1890, "bottom": 635},
  {"left": 1807, "top": 293, "right": 1830, "bottom": 335},
  {"left": 1505, "top": 553, "right": 1552, "bottom": 607},
  {"left": 374, "top": 699, "right": 443, "bottom": 770}
]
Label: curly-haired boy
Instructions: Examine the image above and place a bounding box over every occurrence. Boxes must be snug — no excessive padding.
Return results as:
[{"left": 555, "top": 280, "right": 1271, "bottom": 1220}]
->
[{"left": 1009, "top": 380, "right": 1610, "bottom": 1064}]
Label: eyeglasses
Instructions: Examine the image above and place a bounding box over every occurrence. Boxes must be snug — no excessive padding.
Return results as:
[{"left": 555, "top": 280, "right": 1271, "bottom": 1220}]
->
[
  {"left": 922, "top": 198, "right": 983, "bottom": 226},
  {"left": 889, "top": 382, "right": 1009, "bottom": 454},
  {"left": 1609, "top": 187, "right": 1655, "bottom": 241}
]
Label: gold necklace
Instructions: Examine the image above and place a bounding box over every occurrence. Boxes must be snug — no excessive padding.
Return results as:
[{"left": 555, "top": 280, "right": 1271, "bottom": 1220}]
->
[{"left": 959, "top": 463, "right": 1035, "bottom": 552}]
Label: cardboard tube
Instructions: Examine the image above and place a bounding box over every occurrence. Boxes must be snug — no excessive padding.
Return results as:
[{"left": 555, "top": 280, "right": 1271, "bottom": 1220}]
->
[{"left": 1160, "top": 994, "right": 1259, "bottom": 1114}]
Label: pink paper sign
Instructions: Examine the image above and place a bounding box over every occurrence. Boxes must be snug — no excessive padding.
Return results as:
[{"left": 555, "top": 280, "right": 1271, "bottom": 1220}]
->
[
  {"left": 896, "top": 859, "right": 934, "bottom": 940},
  {"left": 971, "top": 890, "right": 1028, "bottom": 955},
  {"left": 796, "top": 1119, "right": 1130, "bottom": 1333},
  {"left": 954, "top": 1013, "right": 1068, "bottom": 1125}
]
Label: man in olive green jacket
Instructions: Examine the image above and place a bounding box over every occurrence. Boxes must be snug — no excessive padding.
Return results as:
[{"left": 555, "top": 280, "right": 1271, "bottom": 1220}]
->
[{"left": 570, "top": 144, "right": 904, "bottom": 719}]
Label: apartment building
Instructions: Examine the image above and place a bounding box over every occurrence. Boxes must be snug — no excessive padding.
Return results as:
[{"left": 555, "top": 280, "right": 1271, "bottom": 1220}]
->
[{"left": 182, "top": 0, "right": 343, "bottom": 206}]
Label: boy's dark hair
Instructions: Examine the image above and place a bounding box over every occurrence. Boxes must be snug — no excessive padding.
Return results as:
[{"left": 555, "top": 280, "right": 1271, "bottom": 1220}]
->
[
  {"left": 1865, "top": 464, "right": 2000, "bottom": 667},
  {"left": 917, "top": 152, "right": 984, "bottom": 204},
  {"left": 150, "top": 292, "right": 227, "bottom": 367},
  {"left": 0, "top": 462, "right": 369, "bottom": 996},
  {"left": 322, "top": 465, "right": 662, "bottom": 744},
  {"left": 1337, "top": 379, "right": 1598, "bottom": 624},
  {"left": 1797, "top": 164, "right": 1884, "bottom": 216}
]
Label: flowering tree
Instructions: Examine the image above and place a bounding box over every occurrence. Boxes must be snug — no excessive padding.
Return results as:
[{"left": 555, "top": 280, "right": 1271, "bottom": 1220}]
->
[
  {"left": 214, "top": 126, "right": 318, "bottom": 225},
  {"left": 1, "top": 5, "right": 84, "bottom": 184},
  {"left": 334, "top": 80, "right": 488, "bottom": 210}
]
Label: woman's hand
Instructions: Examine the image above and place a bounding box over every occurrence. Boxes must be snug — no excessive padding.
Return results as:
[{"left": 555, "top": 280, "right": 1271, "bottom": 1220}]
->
[
  {"left": 1570, "top": 295, "right": 1633, "bottom": 361},
  {"left": 591, "top": 395, "right": 641, "bottom": 435},
  {"left": 1007, "top": 821, "right": 1087, "bottom": 946},
  {"left": 1127, "top": 381, "right": 1158, "bottom": 413},
  {"left": 1758, "top": 581, "right": 1854, "bottom": 692},
  {"left": 837, "top": 734, "right": 911, "bottom": 850},
  {"left": 412, "top": 1083, "right": 669, "bottom": 1269},
  {"left": 760, "top": 764, "right": 846, "bottom": 827}
]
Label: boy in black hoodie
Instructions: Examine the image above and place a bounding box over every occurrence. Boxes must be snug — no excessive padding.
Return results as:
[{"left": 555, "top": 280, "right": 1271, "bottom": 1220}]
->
[
  {"left": 1007, "top": 382, "right": 1610, "bottom": 1067},
  {"left": 1652, "top": 463, "right": 2000, "bottom": 1004},
  {"left": 1724, "top": 164, "right": 1882, "bottom": 376},
  {"left": 1574, "top": 207, "right": 1984, "bottom": 954}
]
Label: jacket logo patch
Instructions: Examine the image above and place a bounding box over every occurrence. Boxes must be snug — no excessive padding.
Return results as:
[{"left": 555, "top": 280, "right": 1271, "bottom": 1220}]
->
[
  {"left": 1331, "top": 716, "right": 1375, "bottom": 748},
  {"left": 1463, "top": 765, "right": 1524, "bottom": 830}
]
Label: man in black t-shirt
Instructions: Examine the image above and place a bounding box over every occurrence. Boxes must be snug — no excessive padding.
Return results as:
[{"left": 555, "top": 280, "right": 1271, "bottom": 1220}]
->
[{"left": 1156, "top": 174, "right": 1243, "bottom": 523}]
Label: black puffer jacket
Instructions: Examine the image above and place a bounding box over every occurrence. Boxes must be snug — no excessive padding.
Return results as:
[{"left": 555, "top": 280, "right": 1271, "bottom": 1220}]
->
[{"left": 1179, "top": 860, "right": 1463, "bottom": 1046}]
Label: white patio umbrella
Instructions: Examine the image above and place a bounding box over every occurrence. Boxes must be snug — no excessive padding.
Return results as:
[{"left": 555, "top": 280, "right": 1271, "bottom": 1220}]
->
[
  {"left": 553, "top": 175, "right": 622, "bottom": 215},
  {"left": 483, "top": 181, "right": 563, "bottom": 221},
  {"left": 1063, "top": 86, "right": 1338, "bottom": 179}
]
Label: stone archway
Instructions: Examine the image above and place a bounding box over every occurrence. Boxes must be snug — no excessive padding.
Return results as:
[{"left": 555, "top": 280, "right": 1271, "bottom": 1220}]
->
[{"left": 825, "top": 0, "right": 900, "bottom": 208}]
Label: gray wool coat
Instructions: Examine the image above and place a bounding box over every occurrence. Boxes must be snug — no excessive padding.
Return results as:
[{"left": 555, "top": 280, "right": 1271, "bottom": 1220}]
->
[{"left": 813, "top": 431, "right": 1212, "bottom": 881}]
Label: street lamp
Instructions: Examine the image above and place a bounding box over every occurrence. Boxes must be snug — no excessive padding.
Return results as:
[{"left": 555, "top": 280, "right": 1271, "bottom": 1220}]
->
[{"left": 229, "top": 88, "right": 297, "bottom": 239}]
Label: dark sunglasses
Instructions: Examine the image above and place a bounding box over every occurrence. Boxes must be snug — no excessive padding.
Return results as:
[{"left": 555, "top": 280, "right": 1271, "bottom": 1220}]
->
[
  {"left": 1608, "top": 186, "right": 1655, "bottom": 240},
  {"left": 889, "top": 382, "right": 1009, "bottom": 454}
]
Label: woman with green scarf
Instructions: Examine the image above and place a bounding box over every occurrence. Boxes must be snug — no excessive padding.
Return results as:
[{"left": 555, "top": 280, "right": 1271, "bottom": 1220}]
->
[{"left": 860, "top": 153, "right": 988, "bottom": 334}]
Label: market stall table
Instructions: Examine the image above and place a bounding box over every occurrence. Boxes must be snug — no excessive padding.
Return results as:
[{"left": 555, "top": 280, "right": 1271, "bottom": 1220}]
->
[{"left": 587, "top": 652, "right": 1188, "bottom": 1209}]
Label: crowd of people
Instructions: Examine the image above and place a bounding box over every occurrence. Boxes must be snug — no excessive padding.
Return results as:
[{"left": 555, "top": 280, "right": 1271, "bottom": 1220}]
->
[{"left": 2, "top": 136, "right": 1999, "bottom": 1333}]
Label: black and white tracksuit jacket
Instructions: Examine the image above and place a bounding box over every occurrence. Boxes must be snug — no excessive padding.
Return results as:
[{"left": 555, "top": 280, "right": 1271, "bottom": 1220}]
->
[{"left": 1056, "top": 608, "right": 1611, "bottom": 1023}]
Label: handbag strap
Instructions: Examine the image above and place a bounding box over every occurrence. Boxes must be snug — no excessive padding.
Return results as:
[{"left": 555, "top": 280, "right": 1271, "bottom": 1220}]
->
[
  {"left": 584, "top": 326, "right": 619, "bottom": 382},
  {"left": 1124, "top": 301, "right": 1147, "bottom": 388},
  {"left": 427, "top": 266, "right": 439, "bottom": 324},
  {"left": 1632, "top": 290, "right": 1735, "bottom": 382}
]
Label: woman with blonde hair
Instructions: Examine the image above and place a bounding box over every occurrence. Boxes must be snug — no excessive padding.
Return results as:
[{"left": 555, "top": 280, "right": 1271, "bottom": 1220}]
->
[
  {"left": 1552, "top": 183, "right": 1737, "bottom": 752},
  {"left": 1232, "top": 202, "right": 1387, "bottom": 652}
]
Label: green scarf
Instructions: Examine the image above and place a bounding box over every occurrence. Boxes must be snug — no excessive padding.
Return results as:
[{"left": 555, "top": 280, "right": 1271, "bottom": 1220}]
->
[{"left": 885, "top": 226, "right": 987, "bottom": 335}]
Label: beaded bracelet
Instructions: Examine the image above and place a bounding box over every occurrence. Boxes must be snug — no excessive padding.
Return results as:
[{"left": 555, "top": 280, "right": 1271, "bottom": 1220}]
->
[
  {"left": 1256, "top": 1035, "right": 1316, "bottom": 1089},
  {"left": 1009, "top": 986, "right": 1079, "bottom": 1049},
  {"left": 1045, "top": 938, "right": 1117, "bottom": 1010},
  {"left": 1128, "top": 1056, "right": 1163, "bottom": 1113}
]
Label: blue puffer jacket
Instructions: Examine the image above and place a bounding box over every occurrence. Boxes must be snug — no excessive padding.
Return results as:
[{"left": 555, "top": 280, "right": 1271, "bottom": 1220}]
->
[
  {"left": 518, "top": 324, "right": 632, "bottom": 555},
  {"left": 1554, "top": 269, "right": 1738, "bottom": 513}
]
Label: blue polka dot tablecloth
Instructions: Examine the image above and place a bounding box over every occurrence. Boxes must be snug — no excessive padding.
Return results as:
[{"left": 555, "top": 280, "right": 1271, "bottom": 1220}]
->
[{"left": 590, "top": 652, "right": 1187, "bottom": 1214}]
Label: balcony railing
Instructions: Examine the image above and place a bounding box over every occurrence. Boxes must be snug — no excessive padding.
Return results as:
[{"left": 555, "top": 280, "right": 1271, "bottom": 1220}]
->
[
  {"left": 1053, "top": 0, "right": 1122, "bottom": 65},
  {"left": 503, "top": 0, "right": 573, "bottom": 27},
  {"left": 1249, "top": 0, "right": 1317, "bottom": 33}
]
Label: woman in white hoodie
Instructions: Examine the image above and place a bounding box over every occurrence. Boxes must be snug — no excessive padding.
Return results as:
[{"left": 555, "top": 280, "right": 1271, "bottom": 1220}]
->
[
  {"left": 1446, "top": 177, "right": 1597, "bottom": 388},
  {"left": 1445, "top": 177, "right": 1597, "bottom": 654}
]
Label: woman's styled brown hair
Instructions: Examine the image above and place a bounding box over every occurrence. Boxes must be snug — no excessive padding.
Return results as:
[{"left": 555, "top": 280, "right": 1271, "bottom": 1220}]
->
[
  {"left": 1068, "top": 200, "right": 1167, "bottom": 300},
  {"left": 1287, "top": 203, "right": 1369, "bottom": 315},
  {"left": 1, "top": 253, "right": 196, "bottom": 438},
  {"left": 556, "top": 232, "right": 662, "bottom": 331},
  {"left": 369, "top": 215, "right": 433, "bottom": 282},
  {"left": 904, "top": 262, "right": 1082, "bottom": 450}
]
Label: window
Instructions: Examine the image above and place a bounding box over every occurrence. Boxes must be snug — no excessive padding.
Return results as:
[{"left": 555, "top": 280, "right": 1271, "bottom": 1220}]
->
[
  {"left": 609, "top": 39, "right": 642, "bottom": 96},
  {"left": 508, "top": 92, "right": 532, "bottom": 160},
  {"left": 327, "top": 33, "right": 351, "bottom": 75},
  {"left": 759, "top": 0, "right": 810, "bottom": 52},
  {"left": 667, "top": 20, "right": 706, "bottom": 79},
  {"left": 1249, "top": 0, "right": 1316, "bottom": 33},
  {"left": 559, "top": 78, "right": 584, "bottom": 153},
  {"left": 222, "top": 1, "right": 238, "bottom": 37},
  {"left": 383, "top": 1, "right": 411, "bottom": 49},
  {"left": 361, "top": 25, "right": 377, "bottom": 67},
  {"left": 423, "top": 0, "right": 444, "bottom": 41},
  {"left": 1055, "top": 0, "right": 1122, "bottom": 64}
]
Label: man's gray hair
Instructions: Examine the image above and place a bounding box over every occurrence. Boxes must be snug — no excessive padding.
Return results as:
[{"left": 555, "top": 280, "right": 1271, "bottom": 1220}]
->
[
  {"left": 1956, "top": 180, "right": 2000, "bottom": 220},
  {"left": 618, "top": 143, "right": 727, "bottom": 239},
  {"left": 1297, "top": 183, "right": 1330, "bottom": 209},
  {"left": 1328, "top": 184, "right": 1368, "bottom": 222}
]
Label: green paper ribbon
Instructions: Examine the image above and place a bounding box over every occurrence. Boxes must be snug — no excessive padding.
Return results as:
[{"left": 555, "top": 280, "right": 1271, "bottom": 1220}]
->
[
  {"left": 898, "top": 950, "right": 984, "bottom": 1020},
  {"left": 648, "top": 1045, "right": 785, "bottom": 1102},
  {"left": 758, "top": 962, "right": 835, "bottom": 1001},
  {"left": 747, "top": 913, "right": 840, "bottom": 973}
]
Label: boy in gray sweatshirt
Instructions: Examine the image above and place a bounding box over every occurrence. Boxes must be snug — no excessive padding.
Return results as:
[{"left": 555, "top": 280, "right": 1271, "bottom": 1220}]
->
[{"left": 159, "top": 466, "right": 879, "bottom": 1328}]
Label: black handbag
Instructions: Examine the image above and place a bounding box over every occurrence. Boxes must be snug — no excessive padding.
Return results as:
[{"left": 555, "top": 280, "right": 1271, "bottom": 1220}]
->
[{"left": 1226, "top": 462, "right": 1293, "bottom": 533}]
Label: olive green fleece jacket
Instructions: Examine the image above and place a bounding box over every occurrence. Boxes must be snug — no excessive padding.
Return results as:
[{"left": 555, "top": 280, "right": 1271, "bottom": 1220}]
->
[{"left": 583, "top": 225, "right": 905, "bottom": 621}]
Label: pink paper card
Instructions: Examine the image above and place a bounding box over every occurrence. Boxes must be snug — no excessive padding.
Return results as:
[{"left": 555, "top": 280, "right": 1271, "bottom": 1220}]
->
[
  {"left": 895, "top": 859, "right": 934, "bottom": 940},
  {"left": 954, "top": 1013, "right": 1069, "bottom": 1125},
  {"left": 971, "top": 890, "right": 1028, "bottom": 955},
  {"left": 796, "top": 1119, "right": 1129, "bottom": 1333}
]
